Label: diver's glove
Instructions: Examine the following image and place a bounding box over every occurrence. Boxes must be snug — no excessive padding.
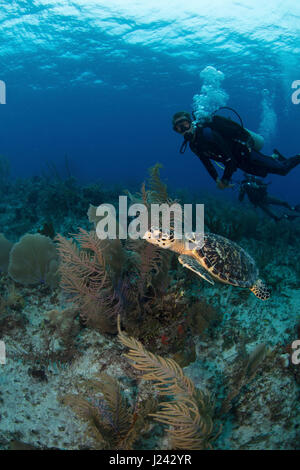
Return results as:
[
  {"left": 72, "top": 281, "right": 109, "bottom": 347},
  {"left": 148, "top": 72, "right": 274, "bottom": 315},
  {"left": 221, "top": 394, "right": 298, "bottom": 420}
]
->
[
  {"left": 272, "top": 149, "right": 286, "bottom": 161},
  {"left": 216, "top": 178, "right": 235, "bottom": 190}
]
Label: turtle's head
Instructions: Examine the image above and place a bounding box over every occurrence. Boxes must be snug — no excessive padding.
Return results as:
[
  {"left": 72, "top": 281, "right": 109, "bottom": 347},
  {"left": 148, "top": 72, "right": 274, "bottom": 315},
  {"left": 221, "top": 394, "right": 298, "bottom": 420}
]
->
[{"left": 143, "top": 227, "right": 177, "bottom": 250}]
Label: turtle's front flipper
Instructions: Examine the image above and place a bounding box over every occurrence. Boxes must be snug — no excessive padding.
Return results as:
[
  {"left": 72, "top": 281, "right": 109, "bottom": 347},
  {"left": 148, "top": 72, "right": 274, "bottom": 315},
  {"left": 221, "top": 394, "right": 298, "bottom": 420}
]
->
[{"left": 178, "top": 255, "right": 215, "bottom": 285}]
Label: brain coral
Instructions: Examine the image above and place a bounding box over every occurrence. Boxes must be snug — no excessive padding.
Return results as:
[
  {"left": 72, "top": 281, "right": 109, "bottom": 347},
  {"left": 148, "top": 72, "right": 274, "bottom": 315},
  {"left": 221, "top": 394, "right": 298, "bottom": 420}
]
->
[{"left": 8, "top": 233, "right": 59, "bottom": 287}]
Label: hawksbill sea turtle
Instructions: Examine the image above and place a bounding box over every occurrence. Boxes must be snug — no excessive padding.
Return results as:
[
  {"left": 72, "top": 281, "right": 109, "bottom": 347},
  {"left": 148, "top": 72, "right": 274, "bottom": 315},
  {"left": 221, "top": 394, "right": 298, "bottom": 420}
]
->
[{"left": 142, "top": 228, "right": 270, "bottom": 301}]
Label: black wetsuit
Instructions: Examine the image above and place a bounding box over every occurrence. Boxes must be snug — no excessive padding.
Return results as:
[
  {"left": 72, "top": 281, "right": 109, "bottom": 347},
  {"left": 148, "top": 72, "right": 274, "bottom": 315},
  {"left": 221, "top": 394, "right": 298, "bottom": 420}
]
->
[
  {"left": 239, "top": 178, "right": 294, "bottom": 221},
  {"left": 188, "top": 115, "right": 300, "bottom": 183}
]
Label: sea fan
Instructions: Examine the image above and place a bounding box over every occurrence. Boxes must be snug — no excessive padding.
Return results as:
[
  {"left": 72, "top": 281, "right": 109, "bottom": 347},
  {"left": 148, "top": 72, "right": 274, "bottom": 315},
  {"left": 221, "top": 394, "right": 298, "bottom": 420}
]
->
[
  {"left": 56, "top": 229, "right": 121, "bottom": 333},
  {"left": 117, "top": 315, "right": 217, "bottom": 450},
  {"left": 62, "top": 372, "right": 157, "bottom": 450}
]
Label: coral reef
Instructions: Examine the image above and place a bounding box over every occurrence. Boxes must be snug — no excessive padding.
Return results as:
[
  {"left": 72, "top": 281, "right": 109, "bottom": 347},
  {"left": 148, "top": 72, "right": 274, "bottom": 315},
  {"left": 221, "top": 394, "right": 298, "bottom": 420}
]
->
[
  {"left": 0, "top": 165, "right": 299, "bottom": 450},
  {"left": 0, "top": 234, "right": 13, "bottom": 273}
]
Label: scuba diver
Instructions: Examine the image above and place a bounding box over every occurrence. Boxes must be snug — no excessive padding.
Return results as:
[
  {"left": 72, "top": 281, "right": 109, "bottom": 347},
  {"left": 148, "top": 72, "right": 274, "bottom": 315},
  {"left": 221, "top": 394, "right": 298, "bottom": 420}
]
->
[
  {"left": 172, "top": 110, "right": 300, "bottom": 190},
  {"left": 238, "top": 174, "right": 300, "bottom": 222}
]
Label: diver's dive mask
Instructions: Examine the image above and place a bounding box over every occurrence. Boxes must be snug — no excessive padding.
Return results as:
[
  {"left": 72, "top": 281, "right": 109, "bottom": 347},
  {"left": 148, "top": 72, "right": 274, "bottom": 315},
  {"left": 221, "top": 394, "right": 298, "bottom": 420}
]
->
[
  {"left": 172, "top": 113, "right": 194, "bottom": 153},
  {"left": 173, "top": 118, "right": 192, "bottom": 135}
]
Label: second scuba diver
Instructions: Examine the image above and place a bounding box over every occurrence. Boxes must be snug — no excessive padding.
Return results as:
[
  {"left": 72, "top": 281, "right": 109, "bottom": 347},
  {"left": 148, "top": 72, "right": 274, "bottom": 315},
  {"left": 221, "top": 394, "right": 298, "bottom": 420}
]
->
[
  {"left": 238, "top": 175, "right": 300, "bottom": 222},
  {"left": 172, "top": 111, "right": 300, "bottom": 189}
]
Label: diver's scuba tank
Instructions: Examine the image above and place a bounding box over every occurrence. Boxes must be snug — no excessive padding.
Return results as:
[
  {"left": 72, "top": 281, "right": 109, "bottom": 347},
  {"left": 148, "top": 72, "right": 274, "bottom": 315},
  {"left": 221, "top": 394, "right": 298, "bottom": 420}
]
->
[
  {"left": 211, "top": 107, "right": 265, "bottom": 151},
  {"left": 244, "top": 128, "right": 264, "bottom": 151}
]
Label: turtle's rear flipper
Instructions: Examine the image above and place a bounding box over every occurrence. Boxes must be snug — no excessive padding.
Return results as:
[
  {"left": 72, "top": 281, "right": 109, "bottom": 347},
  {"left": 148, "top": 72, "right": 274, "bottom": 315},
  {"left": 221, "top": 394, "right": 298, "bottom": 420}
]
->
[
  {"left": 250, "top": 279, "right": 270, "bottom": 300},
  {"left": 178, "top": 255, "right": 215, "bottom": 285}
]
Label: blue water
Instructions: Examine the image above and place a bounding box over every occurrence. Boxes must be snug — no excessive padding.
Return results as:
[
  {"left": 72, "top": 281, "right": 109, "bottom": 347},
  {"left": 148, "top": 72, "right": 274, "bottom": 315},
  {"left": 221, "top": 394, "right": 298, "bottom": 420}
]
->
[{"left": 0, "top": 0, "right": 300, "bottom": 201}]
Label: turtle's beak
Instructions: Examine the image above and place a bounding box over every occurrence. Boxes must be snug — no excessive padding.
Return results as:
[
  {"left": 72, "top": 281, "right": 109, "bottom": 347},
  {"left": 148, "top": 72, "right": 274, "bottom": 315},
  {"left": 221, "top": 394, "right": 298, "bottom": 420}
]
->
[{"left": 142, "top": 230, "right": 151, "bottom": 240}]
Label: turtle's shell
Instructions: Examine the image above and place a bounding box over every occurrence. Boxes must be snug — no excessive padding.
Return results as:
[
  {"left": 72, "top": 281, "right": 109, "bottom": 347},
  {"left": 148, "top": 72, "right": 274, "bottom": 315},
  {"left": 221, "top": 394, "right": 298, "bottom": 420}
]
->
[{"left": 193, "top": 233, "right": 258, "bottom": 287}]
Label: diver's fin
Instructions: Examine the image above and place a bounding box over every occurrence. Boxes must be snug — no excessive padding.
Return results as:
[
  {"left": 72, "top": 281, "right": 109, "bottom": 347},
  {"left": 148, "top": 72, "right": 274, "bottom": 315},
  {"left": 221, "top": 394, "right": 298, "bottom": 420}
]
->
[
  {"left": 178, "top": 255, "right": 215, "bottom": 285},
  {"left": 294, "top": 204, "right": 300, "bottom": 212},
  {"left": 282, "top": 213, "right": 300, "bottom": 221}
]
